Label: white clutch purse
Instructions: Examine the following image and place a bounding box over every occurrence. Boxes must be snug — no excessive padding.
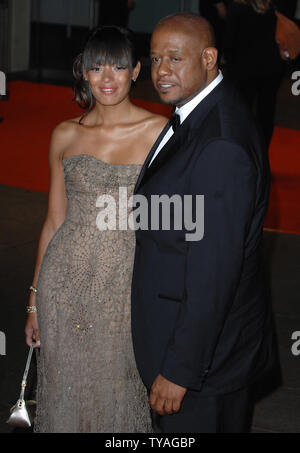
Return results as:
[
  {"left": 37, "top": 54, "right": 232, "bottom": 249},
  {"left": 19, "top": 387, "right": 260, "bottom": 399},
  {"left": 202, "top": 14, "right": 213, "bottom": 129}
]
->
[{"left": 6, "top": 345, "right": 36, "bottom": 428}]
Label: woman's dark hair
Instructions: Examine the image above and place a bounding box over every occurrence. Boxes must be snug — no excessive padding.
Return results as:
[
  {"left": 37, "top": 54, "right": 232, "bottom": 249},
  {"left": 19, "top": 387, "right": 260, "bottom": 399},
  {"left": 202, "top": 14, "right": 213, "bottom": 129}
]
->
[{"left": 73, "top": 26, "right": 139, "bottom": 122}]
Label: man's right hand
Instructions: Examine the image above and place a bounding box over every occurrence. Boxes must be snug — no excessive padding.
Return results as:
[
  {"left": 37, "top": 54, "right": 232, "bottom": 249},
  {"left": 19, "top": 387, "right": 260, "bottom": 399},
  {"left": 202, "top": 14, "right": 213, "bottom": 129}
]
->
[{"left": 150, "top": 374, "right": 187, "bottom": 416}]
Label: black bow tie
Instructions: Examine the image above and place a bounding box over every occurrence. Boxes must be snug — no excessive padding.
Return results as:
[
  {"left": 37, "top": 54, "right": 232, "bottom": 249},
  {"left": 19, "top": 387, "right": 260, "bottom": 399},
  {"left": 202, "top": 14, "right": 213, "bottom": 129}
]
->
[{"left": 169, "top": 113, "right": 181, "bottom": 132}]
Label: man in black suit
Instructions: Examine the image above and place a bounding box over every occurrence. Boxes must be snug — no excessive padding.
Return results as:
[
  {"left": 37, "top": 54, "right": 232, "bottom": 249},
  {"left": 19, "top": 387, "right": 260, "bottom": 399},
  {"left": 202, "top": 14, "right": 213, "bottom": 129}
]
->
[{"left": 131, "top": 13, "right": 275, "bottom": 433}]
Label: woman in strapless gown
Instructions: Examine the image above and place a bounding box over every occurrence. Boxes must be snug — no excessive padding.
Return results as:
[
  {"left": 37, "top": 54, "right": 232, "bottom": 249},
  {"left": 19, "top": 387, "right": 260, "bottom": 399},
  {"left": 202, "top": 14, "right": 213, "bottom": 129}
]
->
[{"left": 24, "top": 26, "right": 168, "bottom": 433}]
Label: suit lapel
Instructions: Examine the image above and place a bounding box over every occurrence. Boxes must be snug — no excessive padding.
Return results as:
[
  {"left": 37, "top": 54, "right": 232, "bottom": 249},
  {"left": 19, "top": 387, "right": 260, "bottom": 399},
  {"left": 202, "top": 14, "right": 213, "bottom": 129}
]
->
[
  {"left": 134, "top": 120, "right": 171, "bottom": 194},
  {"left": 135, "top": 120, "right": 189, "bottom": 193},
  {"left": 135, "top": 79, "right": 226, "bottom": 194}
]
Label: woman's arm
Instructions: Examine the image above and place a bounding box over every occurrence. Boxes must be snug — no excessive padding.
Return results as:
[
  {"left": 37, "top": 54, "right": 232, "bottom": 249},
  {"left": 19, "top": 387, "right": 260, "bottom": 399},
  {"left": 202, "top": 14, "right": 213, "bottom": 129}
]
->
[{"left": 25, "top": 123, "right": 69, "bottom": 347}]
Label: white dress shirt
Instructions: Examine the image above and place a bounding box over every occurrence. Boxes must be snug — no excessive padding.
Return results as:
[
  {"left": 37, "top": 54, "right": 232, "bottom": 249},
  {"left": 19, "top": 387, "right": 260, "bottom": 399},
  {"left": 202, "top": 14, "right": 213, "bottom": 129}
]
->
[{"left": 148, "top": 70, "right": 223, "bottom": 166}]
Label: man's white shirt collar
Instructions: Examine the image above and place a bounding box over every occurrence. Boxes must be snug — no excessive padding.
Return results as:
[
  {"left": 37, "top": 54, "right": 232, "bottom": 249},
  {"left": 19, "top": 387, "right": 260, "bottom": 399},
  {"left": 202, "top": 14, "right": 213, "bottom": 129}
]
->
[
  {"left": 148, "top": 71, "right": 223, "bottom": 167},
  {"left": 175, "top": 70, "right": 223, "bottom": 124}
]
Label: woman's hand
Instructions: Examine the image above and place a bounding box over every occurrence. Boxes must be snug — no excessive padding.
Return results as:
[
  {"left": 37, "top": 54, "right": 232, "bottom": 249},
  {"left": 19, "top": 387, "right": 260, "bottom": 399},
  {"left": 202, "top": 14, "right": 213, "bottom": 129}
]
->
[{"left": 25, "top": 313, "right": 40, "bottom": 348}]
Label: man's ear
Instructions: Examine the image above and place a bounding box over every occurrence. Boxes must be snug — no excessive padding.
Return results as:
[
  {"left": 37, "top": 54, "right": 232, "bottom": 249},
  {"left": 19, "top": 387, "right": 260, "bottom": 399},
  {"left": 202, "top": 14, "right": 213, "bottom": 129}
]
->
[
  {"left": 202, "top": 47, "right": 218, "bottom": 71},
  {"left": 132, "top": 61, "right": 141, "bottom": 82}
]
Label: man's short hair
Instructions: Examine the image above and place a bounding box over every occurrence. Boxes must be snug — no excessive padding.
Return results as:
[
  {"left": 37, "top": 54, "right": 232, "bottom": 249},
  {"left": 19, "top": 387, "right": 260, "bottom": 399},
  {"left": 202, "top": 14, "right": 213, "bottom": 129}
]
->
[{"left": 155, "top": 12, "right": 216, "bottom": 48}]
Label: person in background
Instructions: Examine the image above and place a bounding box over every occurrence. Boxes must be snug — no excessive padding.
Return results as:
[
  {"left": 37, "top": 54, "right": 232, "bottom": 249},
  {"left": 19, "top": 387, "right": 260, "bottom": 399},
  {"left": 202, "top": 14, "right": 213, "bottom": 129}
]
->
[
  {"left": 98, "top": 0, "right": 135, "bottom": 27},
  {"left": 273, "top": 0, "right": 298, "bottom": 19},
  {"left": 198, "top": 0, "right": 230, "bottom": 49},
  {"left": 224, "top": 0, "right": 285, "bottom": 148}
]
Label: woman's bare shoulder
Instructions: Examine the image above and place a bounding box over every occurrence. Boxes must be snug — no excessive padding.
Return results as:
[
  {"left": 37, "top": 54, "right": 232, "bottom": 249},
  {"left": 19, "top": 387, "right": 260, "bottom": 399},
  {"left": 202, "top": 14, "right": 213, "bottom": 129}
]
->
[
  {"left": 51, "top": 117, "right": 81, "bottom": 140},
  {"left": 134, "top": 106, "right": 169, "bottom": 133},
  {"left": 137, "top": 107, "right": 168, "bottom": 125},
  {"left": 150, "top": 112, "right": 169, "bottom": 129},
  {"left": 143, "top": 111, "right": 169, "bottom": 140},
  {"left": 130, "top": 108, "right": 168, "bottom": 155},
  {"left": 49, "top": 118, "right": 82, "bottom": 158}
]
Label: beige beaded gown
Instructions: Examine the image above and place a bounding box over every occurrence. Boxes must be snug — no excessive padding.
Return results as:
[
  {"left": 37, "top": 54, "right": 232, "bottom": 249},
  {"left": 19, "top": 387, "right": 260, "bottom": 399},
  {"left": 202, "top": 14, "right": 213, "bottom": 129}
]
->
[{"left": 34, "top": 154, "right": 152, "bottom": 433}]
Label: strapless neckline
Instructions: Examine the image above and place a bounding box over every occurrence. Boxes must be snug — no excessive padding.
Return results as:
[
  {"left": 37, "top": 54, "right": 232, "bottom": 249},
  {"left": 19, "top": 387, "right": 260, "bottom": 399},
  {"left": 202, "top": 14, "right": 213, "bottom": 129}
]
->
[{"left": 62, "top": 153, "right": 143, "bottom": 167}]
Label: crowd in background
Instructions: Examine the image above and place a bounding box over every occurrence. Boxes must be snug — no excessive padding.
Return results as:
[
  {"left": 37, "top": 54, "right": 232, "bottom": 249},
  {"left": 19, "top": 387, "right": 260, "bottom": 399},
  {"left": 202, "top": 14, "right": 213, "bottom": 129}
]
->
[
  {"left": 98, "top": 1, "right": 299, "bottom": 148},
  {"left": 198, "top": 1, "right": 299, "bottom": 147}
]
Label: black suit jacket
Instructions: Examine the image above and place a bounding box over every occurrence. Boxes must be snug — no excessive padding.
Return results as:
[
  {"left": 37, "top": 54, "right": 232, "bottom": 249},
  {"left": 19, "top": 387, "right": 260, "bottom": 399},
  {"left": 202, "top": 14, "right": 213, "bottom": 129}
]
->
[{"left": 131, "top": 79, "right": 275, "bottom": 395}]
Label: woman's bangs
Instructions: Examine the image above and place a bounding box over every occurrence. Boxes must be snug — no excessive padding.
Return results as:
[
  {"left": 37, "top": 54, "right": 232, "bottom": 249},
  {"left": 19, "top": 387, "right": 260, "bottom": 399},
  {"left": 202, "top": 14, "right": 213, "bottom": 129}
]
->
[{"left": 84, "top": 38, "right": 132, "bottom": 71}]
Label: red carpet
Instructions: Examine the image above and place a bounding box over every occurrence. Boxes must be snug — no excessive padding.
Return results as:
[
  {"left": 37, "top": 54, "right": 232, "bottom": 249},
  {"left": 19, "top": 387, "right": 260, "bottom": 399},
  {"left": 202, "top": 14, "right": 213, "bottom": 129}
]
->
[{"left": 0, "top": 81, "right": 299, "bottom": 234}]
